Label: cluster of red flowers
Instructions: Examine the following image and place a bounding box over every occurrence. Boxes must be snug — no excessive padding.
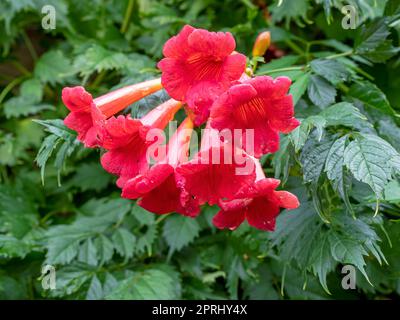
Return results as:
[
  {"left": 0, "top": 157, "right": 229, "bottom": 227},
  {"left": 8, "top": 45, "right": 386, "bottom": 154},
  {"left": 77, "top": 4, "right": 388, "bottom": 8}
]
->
[{"left": 61, "top": 25, "right": 300, "bottom": 231}]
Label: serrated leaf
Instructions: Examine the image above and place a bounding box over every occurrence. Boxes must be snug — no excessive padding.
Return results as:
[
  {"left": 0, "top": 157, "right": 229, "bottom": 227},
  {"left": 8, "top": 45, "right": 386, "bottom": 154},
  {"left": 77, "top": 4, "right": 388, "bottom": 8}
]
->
[
  {"left": 290, "top": 115, "right": 326, "bottom": 152},
  {"left": 95, "top": 235, "right": 114, "bottom": 265},
  {"left": 348, "top": 81, "right": 397, "bottom": 116},
  {"left": 106, "top": 269, "right": 179, "bottom": 300},
  {"left": 355, "top": 18, "right": 399, "bottom": 63},
  {"left": 310, "top": 59, "right": 350, "bottom": 85},
  {"left": 73, "top": 44, "right": 131, "bottom": 79},
  {"left": 308, "top": 231, "right": 336, "bottom": 294},
  {"left": 136, "top": 225, "right": 157, "bottom": 255},
  {"left": 163, "top": 214, "right": 200, "bottom": 255},
  {"left": 289, "top": 72, "right": 310, "bottom": 105},
  {"left": 70, "top": 163, "right": 111, "bottom": 192},
  {"left": 300, "top": 136, "right": 335, "bottom": 184},
  {"left": 86, "top": 275, "right": 103, "bottom": 300},
  {"left": 112, "top": 228, "right": 136, "bottom": 260},
  {"left": 307, "top": 75, "right": 336, "bottom": 108},
  {"left": 344, "top": 134, "right": 399, "bottom": 198},
  {"left": 328, "top": 232, "right": 370, "bottom": 283},
  {"left": 324, "top": 135, "right": 354, "bottom": 215},
  {"left": 46, "top": 199, "right": 130, "bottom": 265},
  {"left": 320, "top": 102, "right": 367, "bottom": 128},
  {"left": 78, "top": 238, "right": 98, "bottom": 266},
  {"left": 34, "top": 50, "right": 73, "bottom": 85},
  {"left": 257, "top": 55, "right": 300, "bottom": 74}
]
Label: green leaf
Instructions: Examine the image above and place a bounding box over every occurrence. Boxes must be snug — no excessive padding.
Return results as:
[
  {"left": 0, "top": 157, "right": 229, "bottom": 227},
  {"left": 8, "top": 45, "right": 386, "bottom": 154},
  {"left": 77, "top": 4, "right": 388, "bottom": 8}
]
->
[
  {"left": 136, "top": 225, "right": 157, "bottom": 255},
  {"left": 78, "top": 238, "right": 98, "bottom": 266},
  {"left": 34, "top": 50, "right": 73, "bottom": 85},
  {"left": 348, "top": 81, "right": 397, "bottom": 116},
  {"left": 86, "top": 275, "right": 103, "bottom": 300},
  {"left": 34, "top": 119, "right": 79, "bottom": 183},
  {"left": 290, "top": 115, "right": 326, "bottom": 152},
  {"left": 70, "top": 163, "right": 111, "bottom": 192},
  {"left": 289, "top": 72, "right": 310, "bottom": 105},
  {"left": 308, "top": 231, "right": 336, "bottom": 294},
  {"left": 328, "top": 232, "right": 371, "bottom": 283},
  {"left": 270, "top": 0, "right": 310, "bottom": 27},
  {"left": 355, "top": 18, "right": 399, "bottom": 63},
  {"left": 94, "top": 235, "right": 114, "bottom": 265},
  {"left": 106, "top": 269, "right": 180, "bottom": 300},
  {"left": 324, "top": 135, "right": 354, "bottom": 215},
  {"left": 257, "top": 55, "right": 300, "bottom": 73},
  {"left": 320, "top": 102, "right": 367, "bottom": 128},
  {"left": 45, "top": 199, "right": 131, "bottom": 265},
  {"left": 384, "top": 180, "right": 400, "bottom": 202},
  {"left": 73, "top": 44, "right": 133, "bottom": 79},
  {"left": 112, "top": 228, "right": 136, "bottom": 260},
  {"left": 344, "top": 134, "right": 400, "bottom": 198},
  {"left": 3, "top": 97, "right": 53, "bottom": 118},
  {"left": 163, "top": 214, "right": 200, "bottom": 255},
  {"left": 20, "top": 78, "right": 43, "bottom": 102},
  {"left": 310, "top": 59, "right": 350, "bottom": 85},
  {"left": 307, "top": 75, "right": 336, "bottom": 108},
  {"left": 300, "top": 136, "right": 335, "bottom": 184}
]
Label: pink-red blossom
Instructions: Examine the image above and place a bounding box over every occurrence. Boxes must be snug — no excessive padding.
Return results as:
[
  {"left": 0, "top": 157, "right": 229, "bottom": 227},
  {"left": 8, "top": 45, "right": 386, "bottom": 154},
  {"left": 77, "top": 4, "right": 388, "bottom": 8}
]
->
[
  {"left": 62, "top": 79, "right": 162, "bottom": 147},
  {"left": 213, "top": 160, "right": 299, "bottom": 231},
  {"left": 100, "top": 99, "right": 182, "bottom": 188},
  {"left": 176, "top": 124, "right": 256, "bottom": 205},
  {"left": 210, "top": 76, "right": 300, "bottom": 157},
  {"left": 122, "top": 118, "right": 199, "bottom": 216},
  {"left": 157, "top": 25, "right": 246, "bottom": 126}
]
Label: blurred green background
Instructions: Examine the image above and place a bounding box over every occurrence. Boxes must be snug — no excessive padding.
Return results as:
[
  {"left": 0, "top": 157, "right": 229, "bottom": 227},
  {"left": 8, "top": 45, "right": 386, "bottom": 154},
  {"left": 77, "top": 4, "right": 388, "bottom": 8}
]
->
[{"left": 1, "top": 0, "right": 400, "bottom": 300}]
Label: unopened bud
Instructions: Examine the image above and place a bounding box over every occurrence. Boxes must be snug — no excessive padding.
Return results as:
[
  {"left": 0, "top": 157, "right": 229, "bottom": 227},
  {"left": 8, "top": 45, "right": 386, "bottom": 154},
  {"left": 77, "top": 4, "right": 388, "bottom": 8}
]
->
[{"left": 252, "top": 31, "right": 271, "bottom": 57}]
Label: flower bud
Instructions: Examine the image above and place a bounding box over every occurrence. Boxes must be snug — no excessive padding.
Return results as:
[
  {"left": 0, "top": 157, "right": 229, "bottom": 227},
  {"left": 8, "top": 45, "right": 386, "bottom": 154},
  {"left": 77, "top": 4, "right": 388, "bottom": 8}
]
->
[{"left": 252, "top": 31, "right": 271, "bottom": 57}]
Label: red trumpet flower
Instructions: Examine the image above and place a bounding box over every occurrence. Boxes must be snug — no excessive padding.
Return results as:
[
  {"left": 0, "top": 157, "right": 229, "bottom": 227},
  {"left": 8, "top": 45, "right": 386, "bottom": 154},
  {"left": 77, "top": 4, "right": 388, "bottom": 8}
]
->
[
  {"left": 210, "top": 76, "right": 300, "bottom": 157},
  {"left": 100, "top": 99, "right": 182, "bottom": 188},
  {"left": 213, "top": 159, "right": 299, "bottom": 231},
  {"left": 176, "top": 122, "right": 256, "bottom": 205},
  {"left": 62, "top": 78, "right": 163, "bottom": 147},
  {"left": 157, "top": 25, "right": 246, "bottom": 126},
  {"left": 122, "top": 117, "right": 199, "bottom": 216}
]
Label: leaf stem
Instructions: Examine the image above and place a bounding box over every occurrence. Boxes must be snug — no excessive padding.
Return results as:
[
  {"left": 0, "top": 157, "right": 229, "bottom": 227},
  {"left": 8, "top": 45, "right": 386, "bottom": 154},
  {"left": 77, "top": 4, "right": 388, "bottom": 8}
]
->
[
  {"left": 325, "top": 50, "right": 353, "bottom": 60},
  {"left": 257, "top": 65, "right": 305, "bottom": 75},
  {"left": 21, "top": 30, "right": 38, "bottom": 62},
  {"left": 0, "top": 76, "right": 27, "bottom": 105},
  {"left": 121, "top": 0, "right": 135, "bottom": 34}
]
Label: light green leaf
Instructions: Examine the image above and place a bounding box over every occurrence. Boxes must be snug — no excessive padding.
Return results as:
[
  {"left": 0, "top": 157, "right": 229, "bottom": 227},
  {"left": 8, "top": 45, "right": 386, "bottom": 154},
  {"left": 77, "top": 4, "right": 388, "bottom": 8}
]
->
[
  {"left": 344, "top": 134, "right": 399, "bottom": 198},
  {"left": 34, "top": 50, "right": 73, "bottom": 85},
  {"left": 289, "top": 72, "right": 310, "bottom": 105},
  {"left": 112, "top": 228, "right": 136, "bottom": 260},
  {"left": 163, "top": 214, "right": 200, "bottom": 255},
  {"left": 307, "top": 75, "right": 336, "bottom": 108},
  {"left": 106, "top": 269, "right": 180, "bottom": 300},
  {"left": 310, "top": 59, "right": 350, "bottom": 85}
]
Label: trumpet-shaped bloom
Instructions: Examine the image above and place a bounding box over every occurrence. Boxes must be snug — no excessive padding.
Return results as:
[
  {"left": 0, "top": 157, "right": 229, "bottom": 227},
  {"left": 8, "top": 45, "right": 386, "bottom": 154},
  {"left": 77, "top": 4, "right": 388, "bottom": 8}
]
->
[
  {"left": 62, "top": 79, "right": 163, "bottom": 147},
  {"left": 213, "top": 160, "right": 299, "bottom": 231},
  {"left": 122, "top": 118, "right": 200, "bottom": 216},
  {"left": 210, "top": 76, "right": 300, "bottom": 157},
  {"left": 100, "top": 99, "right": 182, "bottom": 188},
  {"left": 157, "top": 25, "right": 246, "bottom": 126},
  {"left": 176, "top": 124, "right": 256, "bottom": 205}
]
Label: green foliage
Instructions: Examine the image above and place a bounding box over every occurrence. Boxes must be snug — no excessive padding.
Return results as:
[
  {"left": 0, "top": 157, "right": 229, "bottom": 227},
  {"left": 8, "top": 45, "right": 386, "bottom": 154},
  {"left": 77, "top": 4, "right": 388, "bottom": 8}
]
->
[{"left": 1, "top": 0, "right": 400, "bottom": 301}]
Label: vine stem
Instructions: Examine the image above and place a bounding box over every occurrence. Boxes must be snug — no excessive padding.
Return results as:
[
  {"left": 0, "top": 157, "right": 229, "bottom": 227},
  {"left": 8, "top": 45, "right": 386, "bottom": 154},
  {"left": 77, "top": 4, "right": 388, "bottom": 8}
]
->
[
  {"left": 325, "top": 50, "right": 353, "bottom": 60},
  {"left": 257, "top": 66, "right": 305, "bottom": 75},
  {"left": 0, "top": 76, "right": 27, "bottom": 105},
  {"left": 21, "top": 30, "right": 38, "bottom": 61},
  {"left": 121, "top": 0, "right": 135, "bottom": 34}
]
